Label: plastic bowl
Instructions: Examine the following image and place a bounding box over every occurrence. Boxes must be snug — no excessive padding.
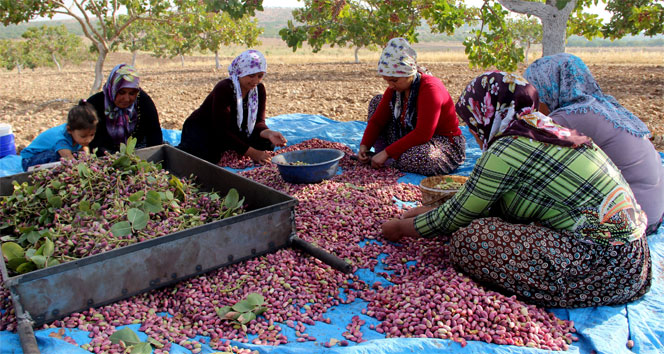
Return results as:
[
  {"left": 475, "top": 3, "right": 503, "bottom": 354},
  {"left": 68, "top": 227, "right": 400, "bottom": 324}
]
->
[{"left": 272, "top": 148, "right": 345, "bottom": 184}]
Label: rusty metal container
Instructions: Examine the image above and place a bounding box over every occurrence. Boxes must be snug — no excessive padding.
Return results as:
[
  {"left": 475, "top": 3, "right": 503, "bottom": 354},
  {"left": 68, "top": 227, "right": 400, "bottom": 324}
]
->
[{"left": 0, "top": 145, "right": 297, "bottom": 327}]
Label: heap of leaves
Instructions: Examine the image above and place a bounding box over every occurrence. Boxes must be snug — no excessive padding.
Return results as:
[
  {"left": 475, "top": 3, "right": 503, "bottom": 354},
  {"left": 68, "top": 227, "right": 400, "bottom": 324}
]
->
[
  {"left": 0, "top": 138, "right": 245, "bottom": 275},
  {"left": 216, "top": 293, "right": 267, "bottom": 332}
]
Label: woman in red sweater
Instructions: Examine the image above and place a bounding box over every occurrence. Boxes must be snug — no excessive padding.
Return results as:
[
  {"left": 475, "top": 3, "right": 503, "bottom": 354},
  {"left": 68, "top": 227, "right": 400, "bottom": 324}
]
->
[{"left": 358, "top": 38, "right": 465, "bottom": 176}]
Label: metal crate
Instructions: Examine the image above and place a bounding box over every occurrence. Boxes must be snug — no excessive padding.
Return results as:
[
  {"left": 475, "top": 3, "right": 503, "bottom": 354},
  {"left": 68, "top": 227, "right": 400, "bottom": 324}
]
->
[{"left": 0, "top": 145, "right": 297, "bottom": 326}]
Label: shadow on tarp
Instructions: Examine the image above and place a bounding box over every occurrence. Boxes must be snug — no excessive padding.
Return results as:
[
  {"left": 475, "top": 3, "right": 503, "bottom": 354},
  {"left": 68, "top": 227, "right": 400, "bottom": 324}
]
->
[{"left": 1, "top": 114, "right": 663, "bottom": 354}]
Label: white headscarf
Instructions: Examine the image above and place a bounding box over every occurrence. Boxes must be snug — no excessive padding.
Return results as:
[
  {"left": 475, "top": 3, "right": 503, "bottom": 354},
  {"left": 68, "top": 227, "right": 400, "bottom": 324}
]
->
[
  {"left": 228, "top": 50, "right": 267, "bottom": 136},
  {"left": 377, "top": 38, "right": 418, "bottom": 77}
]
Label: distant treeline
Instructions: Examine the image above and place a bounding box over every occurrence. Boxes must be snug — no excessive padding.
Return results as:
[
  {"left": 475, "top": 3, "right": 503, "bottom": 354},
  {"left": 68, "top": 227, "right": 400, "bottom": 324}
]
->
[
  {"left": 2, "top": 9, "right": 663, "bottom": 47},
  {"left": 567, "top": 35, "right": 664, "bottom": 47},
  {"left": 0, "top": 19, "right": 85, "bottom": 39}
]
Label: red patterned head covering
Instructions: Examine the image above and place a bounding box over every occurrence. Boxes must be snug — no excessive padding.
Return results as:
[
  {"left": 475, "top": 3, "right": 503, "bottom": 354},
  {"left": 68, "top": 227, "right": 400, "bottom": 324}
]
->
[{"left": 455, "top": 71, "right": 591, "bottom": 151}]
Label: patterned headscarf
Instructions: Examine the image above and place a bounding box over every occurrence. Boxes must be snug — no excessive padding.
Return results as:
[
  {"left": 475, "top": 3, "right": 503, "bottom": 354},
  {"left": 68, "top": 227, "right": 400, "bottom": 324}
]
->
[
  {"left": 376, "top": 38, "right": 430, "bottom": 138},
  {"left": 456, "top": 71, "right": 591, "bottom": 151},
  {"left": 524, "top": 53, "right": 650, "bottom": 138},
  {"left": 377, "top": 38, "right": 418, "bottom": 77},
  {"left": 103, "top": 63, "right": 140, "bottom": 145},
  {"left": 228, "top": 50, "right": 267, "bottom": 136}
]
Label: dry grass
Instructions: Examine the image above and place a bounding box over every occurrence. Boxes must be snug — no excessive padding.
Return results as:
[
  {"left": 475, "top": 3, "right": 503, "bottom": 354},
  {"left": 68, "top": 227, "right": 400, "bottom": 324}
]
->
[{"left": 160, "top": 40, "right": 664, "bottom": 67}]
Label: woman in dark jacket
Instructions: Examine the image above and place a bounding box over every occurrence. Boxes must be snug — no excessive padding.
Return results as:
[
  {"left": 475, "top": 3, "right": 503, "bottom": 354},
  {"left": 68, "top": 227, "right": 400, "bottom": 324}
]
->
[
  {"left": 87, "top": 63, "right": 163, "bottom": 155},
  {"left": 177, "top": 50, "right": 287, "bottom": 164}
]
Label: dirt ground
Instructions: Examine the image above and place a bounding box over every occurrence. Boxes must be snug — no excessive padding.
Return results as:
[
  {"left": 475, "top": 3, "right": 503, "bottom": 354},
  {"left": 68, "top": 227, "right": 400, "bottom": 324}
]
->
[{"left": 1, "top": 52, "right": 663, "bottom": 152}]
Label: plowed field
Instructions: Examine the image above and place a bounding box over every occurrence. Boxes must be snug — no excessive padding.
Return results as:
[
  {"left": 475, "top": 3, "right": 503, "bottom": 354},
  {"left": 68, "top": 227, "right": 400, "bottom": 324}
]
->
[{"left": 2, "top": 52, "right": 663, "bottom": 152}]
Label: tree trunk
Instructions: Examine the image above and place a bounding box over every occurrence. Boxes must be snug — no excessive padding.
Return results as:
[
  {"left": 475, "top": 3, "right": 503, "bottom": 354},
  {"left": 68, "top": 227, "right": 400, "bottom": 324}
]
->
[
  {"left": 52, "top": 53, "right": 61, "bottom": 71},
  {"left": 215, "top": 51, "right": 220, "bottom": 70},
  {"left": 16, "top": 62, "right": 22, "bottom": 75},
  {"left": 90, "top": 44, "right": 108, "bottom": 95},
  {"left": 132, "top": 51, "right": 137, "bottom": 67},
  {"left": 180, "top": 54, "right": 185, "bottom": 68},
  {"left": 525, "top": 42, "right": 531, "bottom": 64},
  {"left": 497, "top": 0, "right": 575, "bottom": 57},
  {"left": 354, "top": 47, "right": 360, "bottom": 64}
]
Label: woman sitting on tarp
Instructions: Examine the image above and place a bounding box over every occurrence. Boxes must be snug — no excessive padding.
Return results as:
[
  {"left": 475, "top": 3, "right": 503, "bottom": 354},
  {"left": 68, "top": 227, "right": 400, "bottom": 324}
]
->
[
  {"left": 381, "top": 71, "right": 651, "bottom": 308},
  {"left": 524, "top": 53, "right": 664, "bottom": 235},
  {"left": 357, "top": 38, "right": 465, "bottom": 176},
  {"left": 177, "top": 50, "right": 287, "bottom": 165},
  {"left": 87, "top": 63, "right": 163, "bottom": 156}
]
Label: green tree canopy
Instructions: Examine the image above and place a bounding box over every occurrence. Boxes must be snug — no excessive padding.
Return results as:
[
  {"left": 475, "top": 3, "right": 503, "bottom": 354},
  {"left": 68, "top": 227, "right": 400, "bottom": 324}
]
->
[
  {"left": 278, "top": 0, "right": 663, "bottom": 71},
  {"left": 21, "top": 25, "right": 87, "bottom": 71},
  {"left": 0, "top": 39, "right": 37, "bottom": 73},
  {"left": 279, "top": 0, "right": 423, "bottom": 63},
  {"left": 0, "top": 0, "right": 265, "bottom": 94}
]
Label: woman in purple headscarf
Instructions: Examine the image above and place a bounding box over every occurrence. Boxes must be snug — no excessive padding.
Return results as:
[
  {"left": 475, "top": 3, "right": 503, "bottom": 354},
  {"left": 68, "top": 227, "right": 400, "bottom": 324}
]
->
[
  {"left": 380, "top": 71, "right": 651, "bottom": 308},
  {"left": 87, "top": 63, "right": 163, "bottom": 155},
  {"left": 178, "top": 50, "right": 287, "bottom": 164}
]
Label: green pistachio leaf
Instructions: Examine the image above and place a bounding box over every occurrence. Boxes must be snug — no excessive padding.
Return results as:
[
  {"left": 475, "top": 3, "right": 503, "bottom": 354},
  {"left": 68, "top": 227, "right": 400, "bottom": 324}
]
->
[
  {"left": 109, "top": 327, "right": 142, "bottom": 346},
  {"left": 16, "top": 262, "right": 36, "bottom": 274},
  {"left": 127, "top": 208, "right": 148, "bottom": 230},
  {"left": 2, "top": 242, "right": 24, "bottom": 260},
  {"left": 130, "top": 342, "right": 152, "bottom": 354},
  {"left": 246, "top": 293, "right": 265, "bottom": 307},
  {"left": 111, "top": 221, "right": 132, "bottom": 237}
]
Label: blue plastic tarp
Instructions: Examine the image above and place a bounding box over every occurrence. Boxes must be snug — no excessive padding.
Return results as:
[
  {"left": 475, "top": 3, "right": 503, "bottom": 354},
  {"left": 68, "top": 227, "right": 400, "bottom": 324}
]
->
[{"left": 1, "top": 114, "right": 663, "bottom": 354}]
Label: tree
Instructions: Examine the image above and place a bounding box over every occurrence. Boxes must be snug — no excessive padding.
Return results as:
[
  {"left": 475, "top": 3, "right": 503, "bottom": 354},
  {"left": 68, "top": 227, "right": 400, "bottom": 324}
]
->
[
  {"left": 0, "top": 1, "right": 174, "bottom": 94},
  {"left": 282, "top": 0, "right": 661, "bottom": 71},
  {"left": 0, "top": 39, "right": 37, "bottom": 74},
  {"left": 116, "top": 16, "right": 151, "bottom": 67},
  {"left": 21, "top": 25, "right": 86, "bottom": 71},
  {"left": 198, "top": 12, "right": 262, "bottom": 69},
  {"left": 145, "top": 13, "right": 201, "bottom": 67},
  {"left": 508, "top": 17, "right": 542, "bottom": 64},
  {"left": 0, "top": 0, "right": 265, "bottom": 94},
  {"left": 603, "top": 0, "right": 664, "bottom": 38},
  {"left": 279, "top": 0, "right": 422, "bottom": 63},
  {"left": 169, "top": 0, "right": 262, "bottom": 70}
]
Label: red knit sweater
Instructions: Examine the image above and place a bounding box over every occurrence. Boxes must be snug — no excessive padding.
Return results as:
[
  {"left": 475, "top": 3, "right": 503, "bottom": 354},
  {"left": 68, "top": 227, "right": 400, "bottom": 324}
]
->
[{"left": 360, "top": 74, "right": 461, "bottom": 158}]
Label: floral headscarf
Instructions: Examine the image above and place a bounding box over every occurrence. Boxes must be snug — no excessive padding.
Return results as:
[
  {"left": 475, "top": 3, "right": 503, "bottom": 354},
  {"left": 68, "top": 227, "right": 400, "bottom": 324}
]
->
[
  {"left": 228, "top": 50, "right": 267, "bottom": 136},
  {"left": 377, "top": 38, "right": 418, "bottom": 77},
  {"left": 524, "top": 53, "right": 650, "bottom": 138},
  {"left": 456, "top": 71, "right": 591, "bottom": 151},
  {"left": 376, "top": 38, "right": 431, "bottom": 137},
  {"left": 103, "top": 63, "right": 140, "bottom": 145}
]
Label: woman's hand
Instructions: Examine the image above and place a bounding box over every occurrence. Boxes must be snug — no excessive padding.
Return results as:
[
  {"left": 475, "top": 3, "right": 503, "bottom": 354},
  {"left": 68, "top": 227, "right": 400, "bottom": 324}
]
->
[
  {"left": 246, "top": 147, "right": 271, "bottom": 164},
  {"left": 358, "top": 145, "right": 371, "bottom": 164},
  {"left": 381, "top": 217, "right": 419, "bottom": 243},
  {"left": 262, "top": 130, "right": 288, "bottom": 147},
  {"left": 370, "top": 150, "right": 389, "bottom": 169}
]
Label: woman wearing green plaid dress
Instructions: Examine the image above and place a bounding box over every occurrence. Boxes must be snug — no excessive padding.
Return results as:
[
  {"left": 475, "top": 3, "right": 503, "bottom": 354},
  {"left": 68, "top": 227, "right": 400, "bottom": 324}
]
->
[{"left": 381, "top": 71, "right": 651, "bottom": 308}]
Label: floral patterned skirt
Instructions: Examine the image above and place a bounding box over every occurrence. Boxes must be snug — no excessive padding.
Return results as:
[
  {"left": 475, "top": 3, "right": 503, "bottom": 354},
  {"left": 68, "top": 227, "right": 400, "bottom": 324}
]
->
[
  {"left": 367, "top": 95, "right": 466, "bottom": 176},
  {"left": 448, "top": 217, "right": 652, "bottom": 308}
]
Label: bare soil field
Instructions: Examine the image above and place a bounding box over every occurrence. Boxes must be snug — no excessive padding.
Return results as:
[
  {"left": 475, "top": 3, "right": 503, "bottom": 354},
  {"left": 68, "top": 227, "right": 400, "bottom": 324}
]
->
[{"left": 1, "top": 51, "right": 663, "bottom": 152}]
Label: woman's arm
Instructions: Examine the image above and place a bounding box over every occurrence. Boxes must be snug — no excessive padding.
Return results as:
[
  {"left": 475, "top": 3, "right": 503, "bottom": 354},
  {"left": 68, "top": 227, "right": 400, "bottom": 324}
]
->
[
  {"left": 413, "top": 150, "right": 514, "bottom": 238},
  {"left": 360, "top": 89, "right": 394, "bottom": 151}
]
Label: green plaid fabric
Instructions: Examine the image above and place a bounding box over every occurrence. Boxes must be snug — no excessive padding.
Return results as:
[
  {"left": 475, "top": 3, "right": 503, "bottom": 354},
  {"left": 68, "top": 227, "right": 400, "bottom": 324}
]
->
[{"left": 415, "top": 136, "right": 647, "bottom": 245}]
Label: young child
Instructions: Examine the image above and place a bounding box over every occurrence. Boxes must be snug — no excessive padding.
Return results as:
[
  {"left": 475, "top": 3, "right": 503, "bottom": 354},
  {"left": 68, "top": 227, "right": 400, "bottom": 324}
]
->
[{"left": 21, "top": 100, "right": 98, "bottom": 171}]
